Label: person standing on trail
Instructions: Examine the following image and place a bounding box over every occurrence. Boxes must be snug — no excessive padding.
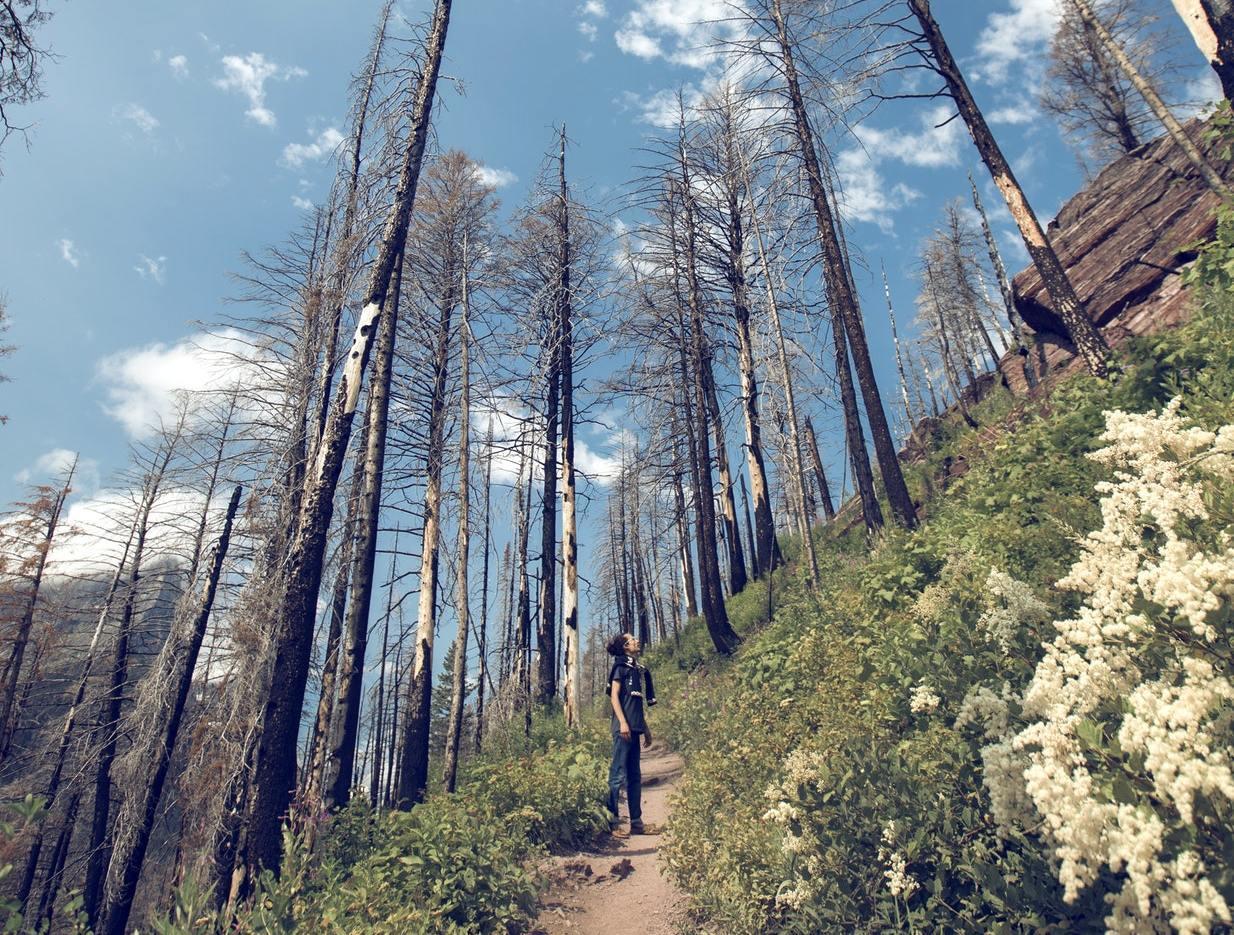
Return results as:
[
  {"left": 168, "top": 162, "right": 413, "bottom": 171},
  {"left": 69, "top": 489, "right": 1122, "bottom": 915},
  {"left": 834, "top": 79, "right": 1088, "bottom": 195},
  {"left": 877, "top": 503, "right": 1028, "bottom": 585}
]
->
[{"left": 606, "top": 632, "right": 656, "bottom": 835}]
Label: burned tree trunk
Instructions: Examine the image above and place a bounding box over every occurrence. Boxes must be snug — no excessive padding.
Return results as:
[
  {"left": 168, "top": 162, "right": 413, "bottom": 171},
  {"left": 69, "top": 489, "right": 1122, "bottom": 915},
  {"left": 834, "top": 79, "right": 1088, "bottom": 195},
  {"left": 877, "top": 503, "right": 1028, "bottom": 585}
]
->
[
  {"left": 84, "top": 434, "right": 179, "bottom": 926},
  {"left": 398, "top": 278, "right": 458, "bottom": 808},
  {"left": 1172, "top": 0, "right": 1234, "bottom": 100},
  {"left": 473, "top": 426, "right": 494, "bottom": 751},
  {"left": 324, "top": 246, "right": 403, "bottom": 810},
  {"left": 244, "top": 0, "right": 451, "bottom": 878},
  {"left": 907, "top": 0, "right": 1110, "bottom": 378},
  {"left": 803, "top": 417, "right": 836, "bottom": 522}
]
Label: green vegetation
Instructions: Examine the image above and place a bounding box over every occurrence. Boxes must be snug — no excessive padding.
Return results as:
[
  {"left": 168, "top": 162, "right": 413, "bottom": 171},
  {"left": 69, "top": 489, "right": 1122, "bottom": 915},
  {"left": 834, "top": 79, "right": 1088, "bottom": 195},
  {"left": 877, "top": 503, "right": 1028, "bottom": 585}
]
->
[
  {"left": 155, "top": 718, "right": 610, "bottom": 935},
  {"left": 650, "top": 219, "right": 1234, "bottom": 933}
]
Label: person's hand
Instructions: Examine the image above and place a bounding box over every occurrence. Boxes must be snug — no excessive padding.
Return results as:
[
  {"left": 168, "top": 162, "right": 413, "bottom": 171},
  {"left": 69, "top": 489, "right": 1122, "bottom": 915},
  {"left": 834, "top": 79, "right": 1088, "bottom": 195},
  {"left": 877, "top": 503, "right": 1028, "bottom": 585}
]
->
[
  {"left": 620, "top": 724, "right": 632, "bottom": 742},
  {"left": 642, "top": 731, "right": 652, "bottom": 749}
]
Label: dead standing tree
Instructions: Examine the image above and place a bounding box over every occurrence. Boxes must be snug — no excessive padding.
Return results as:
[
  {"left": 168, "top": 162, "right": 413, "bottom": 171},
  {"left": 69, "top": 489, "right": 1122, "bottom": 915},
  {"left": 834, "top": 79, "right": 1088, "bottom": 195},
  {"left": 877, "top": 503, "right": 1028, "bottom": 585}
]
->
[
  {"left": 754, "top": 0, "right": 917, "bottom": 532},
  {"left": 902, "top": 0, "right": 1111, "bottom": 378},
  {"left": 397, "top": 151, "right": 496, "bottom": 808},
  {"left": 243, "top": 0, "right": 452, "bottom": 878},
  {"left": 0, "top": 456, "right": 75, "bottom": 757}
]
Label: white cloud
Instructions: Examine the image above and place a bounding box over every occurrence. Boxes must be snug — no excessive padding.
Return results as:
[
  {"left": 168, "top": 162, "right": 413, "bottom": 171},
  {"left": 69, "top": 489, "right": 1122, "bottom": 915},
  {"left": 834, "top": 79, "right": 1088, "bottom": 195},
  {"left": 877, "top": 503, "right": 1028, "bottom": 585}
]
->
[
  {"left": 14, "top": 449, "right": 100, "bottom": 494},
  {"left": 168, "top": 54, "right": 189, "bottom": 79},
  {"left": 854, "top": 104, "right": 965, "bottom": 169},
  {"left": 280, "top": 125, "right": 344, "bottom": 167},
  {"left": 617, "top": 85, "right": 703, "bottom": 128},
  {"left": 976, "top": 0, "right": 1062, "bottom": 85},
  {"left": 474, "top": 165, "right": 518, "bottom": 188},
  {"left": 614, "top": 0, "right": 744, "bottom": 69},
  {"left": 46, "top": 484, "right": 215, "bottom": 580},
  {"left": 134, "top": 254, "right": 167, "bottom": 285},
  {"left": 119, "top": 102, "right": 160, "bottom": 134},
  {"left": 291, "top": 194, "right": 314, "bottom": 210},
  {"left": 579, "top": 20, "right": 598, "bottom": 40},
  {"left": 58, "top": 238, "right": 80, "bottom": 268},
  {"left": 96, "top": 328, "right": 273, "bottom": 439},
  {"left": 579, "top": 49, "right": 596, "bottom": 63},
  {"left": 989, "top": 102, "right": 1037, "bottom": 125},
  {"left": 835, "top": 147, "right": 921, "bottom": 234},
  {"left": 581, "top": 0, "right": 607, "bottom": 16},
  {"left": 214, "top": 52, "right": 306, "bottom": 126}
]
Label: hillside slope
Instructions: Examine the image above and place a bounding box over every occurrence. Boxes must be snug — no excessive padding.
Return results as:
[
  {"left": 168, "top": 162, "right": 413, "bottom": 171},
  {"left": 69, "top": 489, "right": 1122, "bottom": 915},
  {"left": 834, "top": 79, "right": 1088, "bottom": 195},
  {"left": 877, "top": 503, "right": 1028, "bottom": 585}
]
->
[{"left": 643, "top": 212, "right": 1234, "bottom": 933}]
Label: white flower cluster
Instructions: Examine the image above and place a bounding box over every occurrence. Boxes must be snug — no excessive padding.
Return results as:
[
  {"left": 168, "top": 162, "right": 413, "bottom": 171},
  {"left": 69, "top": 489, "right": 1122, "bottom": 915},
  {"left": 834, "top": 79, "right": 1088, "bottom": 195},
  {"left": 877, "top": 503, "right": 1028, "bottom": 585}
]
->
[
  {"left": 910, "top": 683, "right": 941, "bottom": 714},
  {"left": 879, "top": 820, "right": 919, "bottom": 899},
  {"left": 979, "top": 569, "right": 1051, "bottom": 652},
  {"left": 1006, "top": 399, "right": 1234, "bottom": 934},
  {"left": 955, "top": 683, "right": 1036, "bottom": 835}
]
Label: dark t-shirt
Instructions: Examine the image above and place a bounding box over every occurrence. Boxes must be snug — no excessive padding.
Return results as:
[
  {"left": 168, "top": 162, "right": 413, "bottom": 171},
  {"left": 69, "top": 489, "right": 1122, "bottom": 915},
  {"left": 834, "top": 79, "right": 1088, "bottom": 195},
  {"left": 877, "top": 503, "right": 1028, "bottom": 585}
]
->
[{"left": 609, "top": 658, "right": 647, "bottom": 735}]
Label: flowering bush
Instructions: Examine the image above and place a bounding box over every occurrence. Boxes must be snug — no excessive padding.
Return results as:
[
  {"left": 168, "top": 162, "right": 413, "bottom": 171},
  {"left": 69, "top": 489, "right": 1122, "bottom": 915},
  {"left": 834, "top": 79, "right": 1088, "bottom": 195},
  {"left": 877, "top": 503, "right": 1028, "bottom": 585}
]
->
[{"left": 1000, "top": 400, "right": 1234, "bottom": 933}]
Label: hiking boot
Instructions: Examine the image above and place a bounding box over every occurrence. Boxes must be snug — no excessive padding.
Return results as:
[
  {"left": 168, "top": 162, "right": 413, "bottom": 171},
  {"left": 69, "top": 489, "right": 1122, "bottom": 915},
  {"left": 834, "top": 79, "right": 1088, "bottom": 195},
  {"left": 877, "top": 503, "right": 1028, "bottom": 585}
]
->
[
  {"left": 630, "top": 821, "right": 661, "bottom": 835},
  {"left": 609, "top": 823, "right": 631, "bottom": 839}
]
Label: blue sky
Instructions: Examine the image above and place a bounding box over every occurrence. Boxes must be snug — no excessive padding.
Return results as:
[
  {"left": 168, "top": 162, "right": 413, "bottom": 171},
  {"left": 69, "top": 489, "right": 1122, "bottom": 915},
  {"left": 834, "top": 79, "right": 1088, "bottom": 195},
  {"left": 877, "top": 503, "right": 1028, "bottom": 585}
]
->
[{"left": 0, "top": 0, "right": 1218, "bottom": 617}]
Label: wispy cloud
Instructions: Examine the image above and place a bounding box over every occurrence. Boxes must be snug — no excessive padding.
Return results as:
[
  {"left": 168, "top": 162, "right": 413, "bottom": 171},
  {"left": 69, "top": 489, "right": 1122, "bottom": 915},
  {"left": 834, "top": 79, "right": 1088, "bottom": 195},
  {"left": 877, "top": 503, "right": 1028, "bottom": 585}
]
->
[
  {"left": 281, "top": 126, "right": 344, "bottom": 167},
  {"left": 14, "top": 448, "right": 99, "bottom": 494},
  {"left": 854, "top": 104, "right": 965, "bottom": 169},
  {"left": 975, "top": 0, "right": 1061, "bottom": 85},
  {"left": 214, "top": 52, "right": 306, "bottom": 126},
  {"left": 119, "top": 102, "right": 160, "bottom": 134},
  {"left": 58, "top": 238, "right": 80, "bottom": 268},
  {"left": 134, "top": 254, "right": 167, "bottom": 285},
  {"left": 168, "top": 54, "right": 189, "bottom": 79},
  {"left": 834, "top": 147, "right": 921, "bottom": 234},
  {"left": 291, "top": 194, "right": 314, "bottom": 210}
]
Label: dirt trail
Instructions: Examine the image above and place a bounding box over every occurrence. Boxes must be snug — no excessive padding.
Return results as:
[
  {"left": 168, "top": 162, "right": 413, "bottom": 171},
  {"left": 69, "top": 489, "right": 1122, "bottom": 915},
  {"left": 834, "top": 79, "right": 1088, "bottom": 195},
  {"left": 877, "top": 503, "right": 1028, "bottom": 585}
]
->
[{"left": 532, "top": 743, "right": 687, "bottom": 934}]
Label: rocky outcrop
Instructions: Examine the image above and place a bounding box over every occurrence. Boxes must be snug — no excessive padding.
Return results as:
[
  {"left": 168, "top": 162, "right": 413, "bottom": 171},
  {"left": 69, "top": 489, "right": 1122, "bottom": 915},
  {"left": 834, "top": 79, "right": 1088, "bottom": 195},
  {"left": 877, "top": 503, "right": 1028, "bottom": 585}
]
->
[{"left": 1004, "top": 118, "right": 1231, "bottom": 394}]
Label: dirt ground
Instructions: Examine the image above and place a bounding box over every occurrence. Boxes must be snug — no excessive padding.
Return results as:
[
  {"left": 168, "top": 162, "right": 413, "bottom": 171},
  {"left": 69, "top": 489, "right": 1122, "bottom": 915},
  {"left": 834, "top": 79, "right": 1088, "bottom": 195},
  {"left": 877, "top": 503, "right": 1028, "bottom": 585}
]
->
[{"left": 531, "top": 743, "right": 688, "bottom": 935}]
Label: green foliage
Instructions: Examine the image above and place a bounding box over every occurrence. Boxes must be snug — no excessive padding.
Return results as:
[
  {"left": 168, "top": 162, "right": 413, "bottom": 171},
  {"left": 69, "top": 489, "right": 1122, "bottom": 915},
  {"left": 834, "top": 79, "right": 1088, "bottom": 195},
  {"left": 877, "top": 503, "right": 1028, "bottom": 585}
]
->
[
  {"left": 655, "top": 223, "right": 1234, "bottom": 933},
  {"left": 159, "top": 715, "right": 609, "bottom": 934}
]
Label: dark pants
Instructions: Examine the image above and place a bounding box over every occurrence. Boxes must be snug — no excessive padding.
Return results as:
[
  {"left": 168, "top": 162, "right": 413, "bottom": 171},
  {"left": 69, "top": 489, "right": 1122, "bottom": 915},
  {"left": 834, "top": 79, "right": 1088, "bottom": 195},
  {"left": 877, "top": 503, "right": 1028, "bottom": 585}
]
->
[{"left": 607, "top": 731, "right": 642, "bottom": 823}]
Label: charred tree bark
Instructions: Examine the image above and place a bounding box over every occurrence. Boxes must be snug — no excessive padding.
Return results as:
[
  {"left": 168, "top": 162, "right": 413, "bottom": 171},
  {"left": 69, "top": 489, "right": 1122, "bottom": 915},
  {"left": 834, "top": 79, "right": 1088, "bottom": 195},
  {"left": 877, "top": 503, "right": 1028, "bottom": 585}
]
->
[
  {"left": 907, "top": 0, "right": 1110, "bottom": 378},
  {"left": 882, "top": 266, "right": 917, "bottom": 434},
  {"left": 310, "top": 2, "right": 391, "bottom": 452},
  {"left": 670, "top": 443, "right": 699, "bottom": 620},
  {"left": 324, "top": 246, "right": 403, "bottom": 810},
  {"left": 474, "top": 426, "right": 494, "bottom": 752},
  {"left": 96, "top": 486, "right": 242, "bottom": 935},
  {"left": 669, "top": 178, "right": 741, "bottom": 655},
  {"left": 244, "top": 0, "right": 451, "bottom": 878},
  {"left": 701, "top": 352, "right": 748, "bottom": 595}
]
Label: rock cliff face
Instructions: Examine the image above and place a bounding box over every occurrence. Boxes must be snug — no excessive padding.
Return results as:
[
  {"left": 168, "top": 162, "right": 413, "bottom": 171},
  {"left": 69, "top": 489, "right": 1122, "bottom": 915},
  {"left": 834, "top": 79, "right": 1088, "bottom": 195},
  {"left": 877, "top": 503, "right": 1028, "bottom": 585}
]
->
[{"left": 1005, "top": 118, "right": 1231, "bottom": 393}]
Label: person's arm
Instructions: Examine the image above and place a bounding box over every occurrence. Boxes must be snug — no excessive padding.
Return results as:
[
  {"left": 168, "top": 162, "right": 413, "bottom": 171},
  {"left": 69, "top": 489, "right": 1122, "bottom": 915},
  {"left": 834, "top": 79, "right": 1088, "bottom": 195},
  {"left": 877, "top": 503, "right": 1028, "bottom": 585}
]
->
[{"left": 610, "top": 679, "right": 631, "bottom": 741}]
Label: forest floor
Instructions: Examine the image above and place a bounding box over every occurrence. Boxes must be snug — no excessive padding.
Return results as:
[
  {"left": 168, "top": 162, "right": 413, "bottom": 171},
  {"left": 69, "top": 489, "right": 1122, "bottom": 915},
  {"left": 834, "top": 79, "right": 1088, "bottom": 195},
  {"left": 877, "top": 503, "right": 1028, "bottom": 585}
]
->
[{"left": 531, "top": 742, "right": 687, "bottom": 934}]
